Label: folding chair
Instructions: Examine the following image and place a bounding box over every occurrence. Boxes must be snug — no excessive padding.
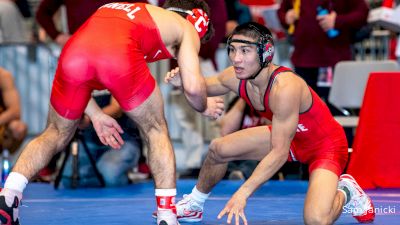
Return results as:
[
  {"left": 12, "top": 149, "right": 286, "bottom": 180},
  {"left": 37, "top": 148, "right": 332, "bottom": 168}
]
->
[{"left": 328, "top": 60, "right": 399, "bottom": 128}]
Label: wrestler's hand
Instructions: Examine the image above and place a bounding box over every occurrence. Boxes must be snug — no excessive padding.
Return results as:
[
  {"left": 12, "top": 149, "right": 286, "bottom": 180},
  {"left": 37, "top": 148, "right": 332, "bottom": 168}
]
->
[
  {"left": 164, "top": 67, "right": 182, "bottom": 88},
  {"left": 202, "top": 97, "right": 224, "bottom": 120},
  {"left": 91, "top": 112, "right": 124, "bottom": 149},
  {"left": 218, "top": 191, "right": 248, "bottom": 225}
]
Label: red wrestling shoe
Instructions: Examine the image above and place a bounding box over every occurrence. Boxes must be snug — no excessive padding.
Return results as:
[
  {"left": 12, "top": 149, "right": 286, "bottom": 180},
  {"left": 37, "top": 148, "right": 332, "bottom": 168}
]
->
[{"left": 339, "top": 174, "right": 375, "bottom": 223}]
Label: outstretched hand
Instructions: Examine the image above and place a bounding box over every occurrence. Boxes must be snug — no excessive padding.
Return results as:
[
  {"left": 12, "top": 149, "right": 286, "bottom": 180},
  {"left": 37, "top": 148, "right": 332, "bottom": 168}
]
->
[
  {"left": 217, "top": 191, "right": 248, "bottom": 225},
  {"left": 202, "top": 97, "right": 224, "bottom": 120},
  {"left": 164, "top": 67, "right": 182, "bottom": 88},
  {"left": 91, "top": 113, "right": 124, "bottom": 149}
]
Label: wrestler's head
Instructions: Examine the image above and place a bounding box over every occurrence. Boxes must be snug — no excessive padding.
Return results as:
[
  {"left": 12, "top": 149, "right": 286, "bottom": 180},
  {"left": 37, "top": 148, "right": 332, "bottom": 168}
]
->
[
  {"left": 163, "top": 0, "right": 214, "bottom": 42},
  {"left": 227, "top": 22, "right": 275, "bottom": 79}
]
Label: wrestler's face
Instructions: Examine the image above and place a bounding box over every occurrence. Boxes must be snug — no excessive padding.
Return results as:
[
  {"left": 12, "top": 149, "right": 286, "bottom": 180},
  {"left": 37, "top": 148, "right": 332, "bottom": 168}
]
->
[{"left": 227, "top": 35, "right": 260, "bottom": 80}]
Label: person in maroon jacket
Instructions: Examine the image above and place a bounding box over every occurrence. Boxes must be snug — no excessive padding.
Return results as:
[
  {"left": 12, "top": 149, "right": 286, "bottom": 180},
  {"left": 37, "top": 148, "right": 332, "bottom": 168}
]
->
[
  {"left": 277, "top": 0, "right": 369, "bottom": 98},
  {"left": 35, "top": 0, "right": 148, "bottom": 46}
]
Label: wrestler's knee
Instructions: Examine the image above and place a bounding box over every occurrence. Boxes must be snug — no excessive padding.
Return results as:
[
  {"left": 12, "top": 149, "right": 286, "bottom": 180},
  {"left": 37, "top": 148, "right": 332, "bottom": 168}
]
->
[
  {"left": 304, "top": 207, "right": 333, "bottom": 225},
  {"left": 140, "top": 115, "right": 167, "bottom": 138},
  {"left": 45, "top": 123, "right": 75, "bottom": 150},
  {"left": 208, "top": 137, "right": 228, "bottom": 163}
]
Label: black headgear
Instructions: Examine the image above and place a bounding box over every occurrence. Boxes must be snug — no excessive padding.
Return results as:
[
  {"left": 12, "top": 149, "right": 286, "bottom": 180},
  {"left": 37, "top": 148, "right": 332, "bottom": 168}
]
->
[{"left": 227, "top": 22, "right": 274, "bottom": 79}]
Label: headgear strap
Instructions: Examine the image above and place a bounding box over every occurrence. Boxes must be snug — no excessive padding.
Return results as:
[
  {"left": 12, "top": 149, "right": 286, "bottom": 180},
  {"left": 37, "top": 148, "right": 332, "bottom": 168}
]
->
[{"left": 167, "top": 7, "right": 209, "bottom": 38}]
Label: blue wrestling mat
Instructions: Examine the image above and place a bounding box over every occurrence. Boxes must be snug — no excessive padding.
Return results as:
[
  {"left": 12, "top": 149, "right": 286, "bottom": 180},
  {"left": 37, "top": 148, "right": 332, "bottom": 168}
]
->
[{"left": 21, "top": 180, "right": 400, "bottom": 224}]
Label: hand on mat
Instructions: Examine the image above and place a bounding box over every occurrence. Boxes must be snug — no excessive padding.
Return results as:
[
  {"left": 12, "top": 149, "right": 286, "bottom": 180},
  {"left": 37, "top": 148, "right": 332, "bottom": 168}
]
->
[
  {"left": 91, "top": 112, "right": 124, "bottom": 149},
  {"left": 164, "top": 67, "right": 182, "bottom": 88},
  {"left": 202, "top": 97, "right": 224, "bottom": 120},
  {"left": 217, "top": 191, "right": 248, "bottom": 225}
]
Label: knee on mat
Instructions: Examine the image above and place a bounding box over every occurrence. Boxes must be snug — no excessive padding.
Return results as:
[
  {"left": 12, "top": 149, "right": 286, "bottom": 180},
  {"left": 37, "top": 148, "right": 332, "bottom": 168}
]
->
[{"left": 304, "top": 210, "right": 333, "bottom": 225}]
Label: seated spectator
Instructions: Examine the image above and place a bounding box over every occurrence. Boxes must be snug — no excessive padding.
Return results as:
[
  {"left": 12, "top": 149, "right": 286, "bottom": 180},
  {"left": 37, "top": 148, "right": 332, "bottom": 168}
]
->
[{"left": 0, "top": 67, "right": 28, "bottom": 155}]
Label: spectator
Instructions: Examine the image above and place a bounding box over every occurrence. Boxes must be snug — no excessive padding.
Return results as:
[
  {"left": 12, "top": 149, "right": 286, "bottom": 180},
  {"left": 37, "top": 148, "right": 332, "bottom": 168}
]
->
[
  {"left": 277, "top": 0, "right": 369, "bottom": 100},
  {"left": 0, "top": 67, "right": 28, "bottom": 156},
  {"left": 225, "top": 0, "right": 252, "bottom": 37}
]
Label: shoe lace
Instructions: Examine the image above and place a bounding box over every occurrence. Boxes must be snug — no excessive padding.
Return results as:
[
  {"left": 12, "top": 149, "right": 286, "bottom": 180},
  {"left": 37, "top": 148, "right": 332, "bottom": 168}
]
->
[{"left": 179, "top": 195, "right": 192, "bottom": 205}]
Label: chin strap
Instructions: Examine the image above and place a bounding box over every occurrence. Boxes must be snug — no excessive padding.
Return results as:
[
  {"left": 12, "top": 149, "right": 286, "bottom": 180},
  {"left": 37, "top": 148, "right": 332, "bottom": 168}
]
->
[{"left": 247, "top": 66, "right": 264, "bottom": 80}]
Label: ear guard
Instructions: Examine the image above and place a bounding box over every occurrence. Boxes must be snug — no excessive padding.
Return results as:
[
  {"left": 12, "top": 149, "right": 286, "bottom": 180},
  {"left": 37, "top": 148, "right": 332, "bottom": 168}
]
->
[{"left": 166, "top": 7, "right": 209, "bottom": 38}]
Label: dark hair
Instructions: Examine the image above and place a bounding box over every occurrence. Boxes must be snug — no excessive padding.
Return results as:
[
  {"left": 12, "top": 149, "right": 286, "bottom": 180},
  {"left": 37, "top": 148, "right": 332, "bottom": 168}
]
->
[
  {"left": 229, "top": 22, "right": 275, "bottom": 67},
  {"left": 162, "top": 0, "right": 214, "bottom": 42},
  {"left": 231, "top": 22, "right": 273, "bottom": 43}
]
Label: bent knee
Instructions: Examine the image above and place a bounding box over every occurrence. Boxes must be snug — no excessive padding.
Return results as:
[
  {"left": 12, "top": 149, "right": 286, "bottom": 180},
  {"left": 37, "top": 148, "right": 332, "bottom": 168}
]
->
[
  {"left": 304, "top": 210, "right": 334, "bottom": 225},
  {"left": 140, "top": 118, "right": 168, "bottom": 138},
  {"left": 208, "top": 138, "right": 229, "bottom": 163}
]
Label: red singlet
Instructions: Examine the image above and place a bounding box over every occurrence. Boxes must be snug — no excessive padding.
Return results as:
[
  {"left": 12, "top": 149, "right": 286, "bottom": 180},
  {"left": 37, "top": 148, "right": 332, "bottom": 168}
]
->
[
  {"left": 51, "top": 3, "right": 172, "bottom": 119},
  {"left": 239, "top": 66, "right": 348, "bottom": 176}
]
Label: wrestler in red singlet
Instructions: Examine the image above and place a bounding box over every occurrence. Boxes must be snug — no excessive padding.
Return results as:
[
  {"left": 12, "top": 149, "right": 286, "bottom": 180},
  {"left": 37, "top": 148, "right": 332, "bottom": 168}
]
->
[
  {"left": 239, "top": 66, "right": 348, "bottom": 176},
  {"left": 50, "top": 3, "right": 172, "bottom": 119}
]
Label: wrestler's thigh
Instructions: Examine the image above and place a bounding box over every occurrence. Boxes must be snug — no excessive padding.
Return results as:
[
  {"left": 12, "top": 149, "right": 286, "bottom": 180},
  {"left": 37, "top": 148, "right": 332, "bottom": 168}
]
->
[
  {"left": 212, "top": 125, "right": 272, "bottom": 161},
  {"left": 123, "top": 85, "right": 166, "bottom": 132}
]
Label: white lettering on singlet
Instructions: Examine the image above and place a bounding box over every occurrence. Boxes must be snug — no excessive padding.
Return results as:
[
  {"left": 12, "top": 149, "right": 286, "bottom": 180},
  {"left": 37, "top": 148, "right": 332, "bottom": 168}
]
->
[
  {"left": 100, "top": 3, "right": 141, "bottom": 20},
  {"left": 296, "top": 124, "right": 308, "bottom": 132}
]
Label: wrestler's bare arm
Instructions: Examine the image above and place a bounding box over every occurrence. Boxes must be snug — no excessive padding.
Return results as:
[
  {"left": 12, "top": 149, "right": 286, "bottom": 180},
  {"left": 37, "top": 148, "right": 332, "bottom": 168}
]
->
[
  {"left": 177, "top": 25, "right": 207, "bottom": 112},
  {"left": 205, "top": 66, "right": 238, "bottom": 96},
  {"left": 84, "top": 98, "right": 124, "bottom": 149},
  {"left": 242, "top": 78, "right": 301, "bottom": 194},
  {"left": 218, "top": 77, "right": 301, "bottom": 225}
]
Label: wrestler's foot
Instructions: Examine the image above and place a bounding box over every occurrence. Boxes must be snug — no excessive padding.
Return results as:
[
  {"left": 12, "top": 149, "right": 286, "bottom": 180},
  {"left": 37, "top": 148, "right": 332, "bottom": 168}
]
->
[
  {"left": 175, "top": 194, "right": 203, "bottom": 222},
  {"left": 0, "top": 188, "right": 22, "bottom": 225},
  {"left": 157, "top": 209, "right": 180, "bottom": 225},
  {"left": 339, "top": 174, "right": 375, "bottom": 223},
  {"left": 153, "top": 194, "right": 203, "bottom": 222}
]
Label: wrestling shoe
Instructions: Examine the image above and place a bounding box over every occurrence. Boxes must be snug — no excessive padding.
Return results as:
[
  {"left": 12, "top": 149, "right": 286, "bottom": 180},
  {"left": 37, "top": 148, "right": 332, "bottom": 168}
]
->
[
  {"left": 152, "top": 194, "right": 203, "bottom": 222},
  {"left": 339, "top": 174, "right": 375, "bottom": 223},
  {"left": 157, "top": 209, "right": 180, "bottom": 225},
  {"left": 0, "top": 188, "right": 22, "bottom": 225},
  {"left": 175, "top": 194, "right": 203, "bottom": 222}
]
